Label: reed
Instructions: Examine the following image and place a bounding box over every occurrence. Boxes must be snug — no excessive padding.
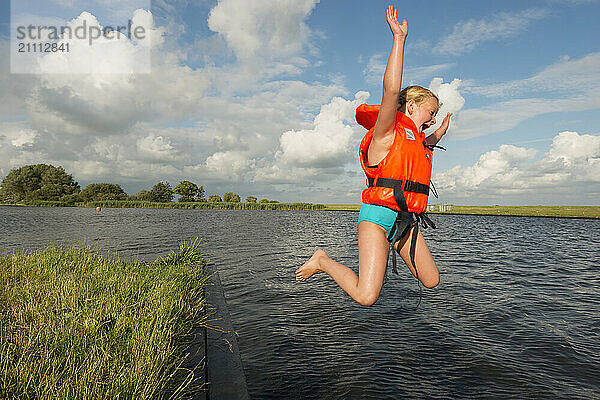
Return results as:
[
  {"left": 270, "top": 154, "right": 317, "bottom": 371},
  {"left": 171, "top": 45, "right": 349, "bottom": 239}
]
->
[
  {"left": 76, "top": 200, "right": 326, "bottom": 210},
  {"left": 0, "top": 240, "right": 208, "bottom": 399}
]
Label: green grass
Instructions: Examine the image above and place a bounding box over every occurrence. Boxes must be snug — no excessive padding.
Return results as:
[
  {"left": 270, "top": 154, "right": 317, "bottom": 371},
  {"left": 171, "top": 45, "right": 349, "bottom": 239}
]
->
[
  {"left": 78, "top": 200, "right": 325, "bottom": 210},
  {"left": 322, "top": 204, "right": 600, "bottom": 218},
  {"left": 430, "top": 205, "right": 600, "bottom": 218},
  {"left": 0, "top": 240, "right": 209, "bottom": 399},
  {"left": 2, "top": 200, "right": 326, "bottom": 210},
  {"left": 323, "top": 204, "right": 361, "bottom": 211}
]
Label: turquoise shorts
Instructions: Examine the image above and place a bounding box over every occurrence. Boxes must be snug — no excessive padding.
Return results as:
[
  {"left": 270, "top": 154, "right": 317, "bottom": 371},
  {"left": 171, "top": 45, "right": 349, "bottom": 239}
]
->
[{"left": 357, "top": 203, "right": 399, "bottom": 240}]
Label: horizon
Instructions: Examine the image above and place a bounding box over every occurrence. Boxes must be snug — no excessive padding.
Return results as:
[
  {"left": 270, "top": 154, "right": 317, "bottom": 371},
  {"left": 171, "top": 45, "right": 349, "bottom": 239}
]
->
[{"left": 1, "top": 0, "right": 599, "bottom": 206}]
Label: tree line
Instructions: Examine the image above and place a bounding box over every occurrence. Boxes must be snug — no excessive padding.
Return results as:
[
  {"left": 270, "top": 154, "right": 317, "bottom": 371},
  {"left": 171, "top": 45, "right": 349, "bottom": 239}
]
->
[{"left": 0, "top": 164, "right": 279, "bottom": 204}]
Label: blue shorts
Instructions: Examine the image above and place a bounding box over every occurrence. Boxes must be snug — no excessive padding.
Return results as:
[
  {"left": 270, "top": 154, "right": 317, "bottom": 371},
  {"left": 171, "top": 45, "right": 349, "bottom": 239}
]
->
[{"left": 357, "top": 203, "right": 399, "bottom": 239}]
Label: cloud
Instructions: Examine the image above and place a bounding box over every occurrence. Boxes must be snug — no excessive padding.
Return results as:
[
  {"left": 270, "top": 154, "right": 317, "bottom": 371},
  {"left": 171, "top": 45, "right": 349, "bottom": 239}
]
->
[
  {"left": 462, "top": 52, "right": 600, "bottom": 98},
  {"left": 0, "top": 122, "right": 37, "bottom": 148},
  {"left": 547, "top": 0, "right": 598, "bottom": 4},
  {"left": 23, "top": 9, "right": 210, "bottom": 137},
  {"left": 435, "top": 130, "right": 600, "bottom": 204},
  {"left": 137, "top": 134, "right": 176, "bottom": 161},
  {"left": 433, "top": 8, "right": 550, "bottom": 55},
  {"left": 362, "top": 53, "right": 385, "bottom": 86},
  {"left": 451, "top": 52, "right": 600, "bottom": 139},
  {"left": 427, "top": 78, "right": 465, "bottom": 132},
  {"left": 255, "top": 91, "right": 370, "bottom": 182},
  {"left": 276, "top": 91, "right": 370, "bottom": 168},
  {"left": 207, "top": 0, "right": 319, "bottom": 73},
  {"left": 362, "top": 53, "right": 454, "bottom": 86},
  {"left": 0, "top": 40, "right": 36, "bottom": 120},
  {"left": 205, "top": 150, "right": 256, "bottom": 180}
]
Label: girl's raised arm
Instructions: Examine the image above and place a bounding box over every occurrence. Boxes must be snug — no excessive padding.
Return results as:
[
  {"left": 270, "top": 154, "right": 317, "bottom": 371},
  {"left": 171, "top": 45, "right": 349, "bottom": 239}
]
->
[{"left": 373, "top": 5, "right": 408, "bottom": 142}]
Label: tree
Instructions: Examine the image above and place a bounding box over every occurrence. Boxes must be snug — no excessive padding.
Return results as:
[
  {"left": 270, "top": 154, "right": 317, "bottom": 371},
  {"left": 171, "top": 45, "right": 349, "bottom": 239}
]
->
[
  {"left": 258, "top": 198, "right": 280, "bottom": 203},
  {"left": 174, "top": 181, "right": 198, "bottom": 202},
  {"left": 0, "top": 164, "right": 80, "bottom": 203},
  {"left": 208, "top": 194, "right": 222, "bottom": 203},
  {"left": 136, "top": 190, "right": 153, "bottom": 202},
  {"left": 80, "top": 183, "right": 127, "bottom": 201},
  {"left": 246, "top": 196, "right": 257, "bottom": 203},
  {"left": 196, "top": 185, "right": 205, "bottom": 201},
  {"left": 60, "top": 193, "right": 83, "bottom": 204},
  {"left": 149, "top": 181, "right": 174, "bottom": 202},
  {"left": 223, "top": 192, "right": 241, "bottom": 202}
]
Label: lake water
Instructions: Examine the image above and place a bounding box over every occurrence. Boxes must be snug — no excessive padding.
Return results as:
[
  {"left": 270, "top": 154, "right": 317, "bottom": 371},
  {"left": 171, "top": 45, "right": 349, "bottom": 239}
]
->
[{"left": 1, "top": 206, "right": 599, "bottom": 399}]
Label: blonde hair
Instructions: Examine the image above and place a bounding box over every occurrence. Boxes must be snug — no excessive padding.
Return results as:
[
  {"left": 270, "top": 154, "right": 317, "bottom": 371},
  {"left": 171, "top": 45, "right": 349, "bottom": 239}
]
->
[{"left": 397, "top": 85, "right": 440, "bottom": 113}]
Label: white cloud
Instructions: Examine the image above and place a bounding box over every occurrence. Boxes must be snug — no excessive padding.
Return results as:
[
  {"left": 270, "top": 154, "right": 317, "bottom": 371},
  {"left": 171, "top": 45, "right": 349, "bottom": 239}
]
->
[
  {"left": 207, "top": 0, "right": 319, "bottom": 73},
  {"left": 435, "top": 130, "right": 600, "bottom": 204},
  {"left": 362, "top": 53, "right": 385, "bottom": 86},
  {"left": 463, "top": 52, "right": 600, "bottom": 98},
  {"left": 0, "top": 40, "right": 36, "bottom": 120},
  {"left": 0, "top": 122, "right": 38, "bottom": 147},
  {"left": 428, "top": 78, "right": 465, "bottom": 132},
  {"left": 451, "top": 52, "right": 600, "bottom": 139},
  {"left": 405, "top": 64, "right": 456, "bottom": 85},
  {"left": 22, "top": 9, "right": 210, "bottom": 138},
  {"left": 11, "top": 129, "right": 37, "bottom": 147},
  {"left": 433, "top": 8, "right": 550, "bottom": 55},
  {"left": 275, "top": 91, "right": 370, "bottom": 168},
  {"left": 547, "top": 0, "right": 598, "bottom": 4},
  {"left": 362, "top": 54, "right": 454, "bottom": 87},
  {"left": 205, "top": 150, "right": 256, "bottom": 180},
  {"left": 137, "top": 134, "right": 176, "bottom": 160}
]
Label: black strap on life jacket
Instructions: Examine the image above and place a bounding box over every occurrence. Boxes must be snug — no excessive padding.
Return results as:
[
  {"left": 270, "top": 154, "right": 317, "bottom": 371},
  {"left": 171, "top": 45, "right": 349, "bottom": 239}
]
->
[
  {"left": 368, "top": 177, "right": 437, "bottom": 309},
  {"left": 423, "top": 140, "right": 446, "bottom": 152}
]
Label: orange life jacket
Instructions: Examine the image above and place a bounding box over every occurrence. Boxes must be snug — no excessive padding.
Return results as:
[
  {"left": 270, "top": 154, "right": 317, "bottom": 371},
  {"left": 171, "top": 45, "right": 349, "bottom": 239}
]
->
[{"left": 356, "top": 104, "right": 434, "bottom": 214}]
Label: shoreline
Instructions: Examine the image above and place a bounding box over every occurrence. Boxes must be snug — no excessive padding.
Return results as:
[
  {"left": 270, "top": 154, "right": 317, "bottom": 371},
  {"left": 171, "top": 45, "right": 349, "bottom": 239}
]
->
[
  {"left": 322, "top": 204, "right": 600, "bottom": 220},
  {"left": 2, "top": 203, "right": 600, "bottom": 220}
]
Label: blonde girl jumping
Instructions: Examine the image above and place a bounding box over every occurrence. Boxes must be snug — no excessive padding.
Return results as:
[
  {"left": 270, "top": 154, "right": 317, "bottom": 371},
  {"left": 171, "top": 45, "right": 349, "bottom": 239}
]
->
[{"left": 295, "top": 5, "right": 451, "bottom": 306}]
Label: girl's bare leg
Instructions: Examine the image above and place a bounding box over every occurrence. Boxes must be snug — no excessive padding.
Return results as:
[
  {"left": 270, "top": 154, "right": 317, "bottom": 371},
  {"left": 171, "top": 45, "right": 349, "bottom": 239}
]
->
[
  {"left": 393, "top": 226, "right": 439, "bottom": 288},
  {"left": 295, "top": 221, "right": 390, "bottom": 306}
]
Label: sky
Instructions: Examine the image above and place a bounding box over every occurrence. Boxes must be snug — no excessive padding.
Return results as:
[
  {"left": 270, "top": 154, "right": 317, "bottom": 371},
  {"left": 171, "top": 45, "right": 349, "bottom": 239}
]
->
[{"left": 0, "top": 0, "right": 599, "bottom": 205}]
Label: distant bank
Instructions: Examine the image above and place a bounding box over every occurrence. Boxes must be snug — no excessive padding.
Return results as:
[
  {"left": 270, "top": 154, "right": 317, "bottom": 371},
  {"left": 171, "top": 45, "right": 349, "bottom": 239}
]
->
[
  {"left": 323, "top": 204, "right": 600, "bottom": 219},
  {"left": 0, "top": 200, "right": 325, "bottom": 211},
  {"left": 2, "top": 202, "right": 599, "bottom": 219}
]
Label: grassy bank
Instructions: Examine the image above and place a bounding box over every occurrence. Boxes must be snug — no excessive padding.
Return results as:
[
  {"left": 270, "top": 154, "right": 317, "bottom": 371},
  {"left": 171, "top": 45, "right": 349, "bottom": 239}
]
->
[
  {"left": 1, "top": 200, "right": 326, "bottom": 210},
  {"left": 79, "top": 200, "right": 325, "bottom": 210},
  {"left": 0, "top": 240, "right": 208, "bottom": 399},
  {"left": 323, "top": 204, "right": 361, "bottom": 211},
  {"left": 429, "top": 205, "right": 600, "bottom": 219},
  {"left": 323, "top": 204, "right": 600, "bottom": 219}
]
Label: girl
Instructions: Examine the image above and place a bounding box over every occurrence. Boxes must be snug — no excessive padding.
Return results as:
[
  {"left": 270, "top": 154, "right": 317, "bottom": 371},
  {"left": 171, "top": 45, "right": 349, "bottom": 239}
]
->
[{"left": 295, "top": 5, "right": 452, "bottom": 306}]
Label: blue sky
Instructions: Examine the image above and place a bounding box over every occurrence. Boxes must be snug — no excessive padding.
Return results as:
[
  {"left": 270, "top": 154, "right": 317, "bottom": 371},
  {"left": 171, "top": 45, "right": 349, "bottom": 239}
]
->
[{"left": 1, "top": 0, "right": 599, "bottom": 205}]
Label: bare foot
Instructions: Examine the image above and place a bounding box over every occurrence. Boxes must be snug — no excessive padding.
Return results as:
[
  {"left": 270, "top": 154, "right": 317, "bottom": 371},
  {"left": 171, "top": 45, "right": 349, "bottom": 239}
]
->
[{"left": 295, "top": 249, "right": 326, "bottom": 282}]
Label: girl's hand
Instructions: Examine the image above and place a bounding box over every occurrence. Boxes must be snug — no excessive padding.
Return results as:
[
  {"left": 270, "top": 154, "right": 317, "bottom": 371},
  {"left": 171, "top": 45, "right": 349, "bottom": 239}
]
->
[
  {"left": 435, "top": 113, "right": 453, "bottom": 136},
  {"left": 386, "top": 5, "right": 408, "bottom": 38}
]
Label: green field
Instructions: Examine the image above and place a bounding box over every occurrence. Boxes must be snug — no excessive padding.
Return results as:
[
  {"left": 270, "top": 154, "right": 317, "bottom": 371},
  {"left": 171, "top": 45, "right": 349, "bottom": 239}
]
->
[
  {"left": 0, "top": 241, "right": 208, "bottom": 399},
  {"left": 1, "top": 200, "right": 326, "bottom": 210},
  {"left": 431, "top": 205, "right": 600, "bottom": 219},
  {"left": 324, "top": 204, "right": 600, "bottom": 219},
  {"left": 323, "top": 204, "right": 361, "bottom": 211}
]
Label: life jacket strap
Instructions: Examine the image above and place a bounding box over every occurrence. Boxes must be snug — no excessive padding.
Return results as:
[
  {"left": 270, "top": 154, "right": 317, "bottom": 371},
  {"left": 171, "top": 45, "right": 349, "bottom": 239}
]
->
[
  {"left": 386, "top": 211, "right": 437, "bottom": 310},
  {"left": 424, "top": 142, "right": 446, "bottom": 151},
  {"left": 367, "top": 177, "right": 430, "bottom": 196}
]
